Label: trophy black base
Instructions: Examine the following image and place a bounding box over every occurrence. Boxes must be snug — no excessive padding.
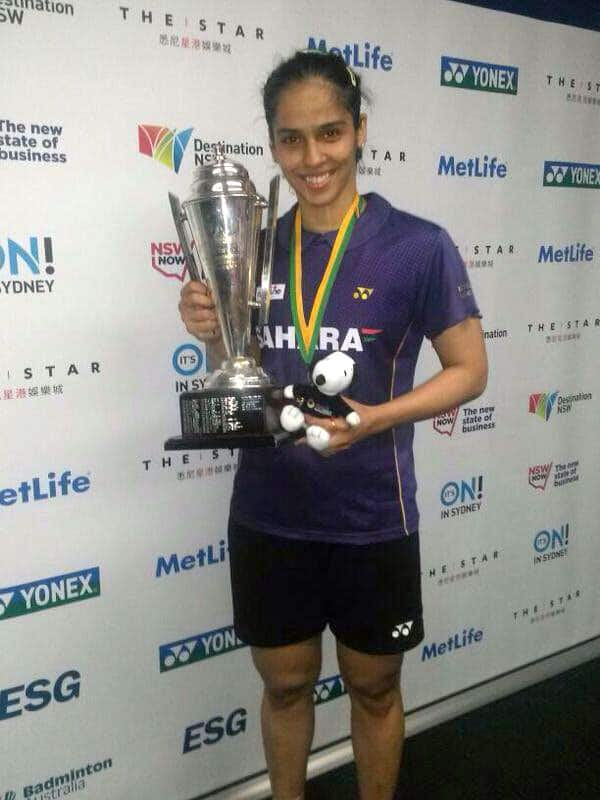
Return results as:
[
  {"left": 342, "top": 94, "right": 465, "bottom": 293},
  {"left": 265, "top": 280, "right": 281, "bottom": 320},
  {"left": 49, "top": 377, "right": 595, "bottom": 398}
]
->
[
  {"left": 164, "top": 386, "right": 289, "bottom": 451},
  {"left": 164, "top": 431, "right": 290, "bottom": 451}
]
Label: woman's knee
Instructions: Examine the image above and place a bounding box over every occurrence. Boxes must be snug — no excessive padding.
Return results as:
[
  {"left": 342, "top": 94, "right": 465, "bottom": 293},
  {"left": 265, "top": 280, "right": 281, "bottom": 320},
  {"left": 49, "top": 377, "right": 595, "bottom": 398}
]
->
[{"left": 251, "top": 638, "right": 322, "bottom": 708}]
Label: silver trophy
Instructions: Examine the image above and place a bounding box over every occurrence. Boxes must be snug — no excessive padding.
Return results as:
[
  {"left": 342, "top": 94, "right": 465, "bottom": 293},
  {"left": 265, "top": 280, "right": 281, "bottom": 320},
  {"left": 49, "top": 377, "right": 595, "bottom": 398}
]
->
[{"left": 164, "top": 152, "right": 286, "bottom": 449}]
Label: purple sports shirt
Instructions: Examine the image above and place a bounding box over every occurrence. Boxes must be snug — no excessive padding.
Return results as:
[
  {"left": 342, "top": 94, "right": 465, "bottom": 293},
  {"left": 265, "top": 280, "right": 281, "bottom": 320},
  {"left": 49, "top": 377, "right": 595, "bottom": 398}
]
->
[{"left": 230, "top": 193, "right": 481, "bottom": 543}]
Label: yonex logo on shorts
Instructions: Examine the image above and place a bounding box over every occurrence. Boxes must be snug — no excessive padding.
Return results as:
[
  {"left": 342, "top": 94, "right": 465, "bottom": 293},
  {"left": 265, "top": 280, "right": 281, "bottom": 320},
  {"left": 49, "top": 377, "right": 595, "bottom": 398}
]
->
[
  {"left": 353, "top": 286, "right": 373, "bottom": 300},
  {"left": 392, "top": 620, "right": 414, "bottom": 639}
]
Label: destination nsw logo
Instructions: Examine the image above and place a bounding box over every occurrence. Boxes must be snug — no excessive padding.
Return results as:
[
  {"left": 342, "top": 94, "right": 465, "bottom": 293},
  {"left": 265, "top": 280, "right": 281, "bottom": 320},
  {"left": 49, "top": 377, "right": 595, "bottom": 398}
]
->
[
  {"left": 159, "top": 624, "right": 245, "bottom": 672},
  {"left": 438, "top": 153, "right": 507, "bottom": 178},
  {"left": 0, "top": 1, "right": 74, "bottom": 26},
  {"left": 529, "top": 391, "right": 592, "bottom": 420},
  {"left": 441, "top": 56, "right": 518, "bottom": 95},
  {"left": 138, "top": 124, "right": 193, "bottom": 173},
  {"left": 0, "top": 235, "right": 56, "bottom": 295},
  {"left": 543, "top": 160, "right": 600, "bottom": 189},
  {"left": 421, "top": 627, "right": 483, "bottom": 662},
  {"left": 533, "top": 523, "right": 570, "bottom": 565},
  {"left": 0, "top": 469, "right": 91, "bottom": 508},
  {"left": 307, "top": 36, "right": 392, "bottom": 71},
  {"left": 0, "top": 567, "right": 100, "bottom": 622}
]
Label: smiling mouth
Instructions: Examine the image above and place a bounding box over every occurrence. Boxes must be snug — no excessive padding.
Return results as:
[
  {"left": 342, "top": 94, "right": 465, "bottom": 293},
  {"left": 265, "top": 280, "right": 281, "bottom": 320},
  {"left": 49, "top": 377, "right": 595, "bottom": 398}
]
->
[{"left": 302, "top": 171, "right": 333, "bottom": 188}]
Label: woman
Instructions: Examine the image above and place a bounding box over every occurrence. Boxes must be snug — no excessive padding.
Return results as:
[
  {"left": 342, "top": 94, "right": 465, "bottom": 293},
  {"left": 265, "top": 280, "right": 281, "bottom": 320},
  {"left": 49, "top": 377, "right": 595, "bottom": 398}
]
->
[{"left": 179, "top": 50, "right": 487, "bottom": 800}]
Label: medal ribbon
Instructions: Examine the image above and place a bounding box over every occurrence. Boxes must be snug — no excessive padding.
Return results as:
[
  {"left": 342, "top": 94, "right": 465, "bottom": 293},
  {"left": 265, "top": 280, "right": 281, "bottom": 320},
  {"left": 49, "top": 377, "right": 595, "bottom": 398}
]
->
[{"left": 290, "top": 193, "right": 364, "bottom": 364}]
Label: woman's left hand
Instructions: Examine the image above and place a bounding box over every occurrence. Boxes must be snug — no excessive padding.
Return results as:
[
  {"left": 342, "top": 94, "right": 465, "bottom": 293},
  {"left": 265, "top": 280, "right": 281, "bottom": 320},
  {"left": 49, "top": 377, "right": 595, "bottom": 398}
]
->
[{"left": 300, "top": 398, "right": 383, "bottom": 456}]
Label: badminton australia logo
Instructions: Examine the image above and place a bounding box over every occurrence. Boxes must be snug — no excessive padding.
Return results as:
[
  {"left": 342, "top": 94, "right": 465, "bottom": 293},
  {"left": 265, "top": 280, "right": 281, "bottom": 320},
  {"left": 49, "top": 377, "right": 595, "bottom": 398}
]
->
[
  {"left": 0, "top": 568, "right": 100, "bottom": 622},
  {"left": 543, "top": 161, "right": 600, "bottom": 188},
  {"left": 159, "top": 624, "right": 246, "bottom": 672},
  {"left": 138, "top": 125, "right": 193, "bottom": 173},
  {"left": 441, "top": 56, "right": 518, "bottom": 95}
]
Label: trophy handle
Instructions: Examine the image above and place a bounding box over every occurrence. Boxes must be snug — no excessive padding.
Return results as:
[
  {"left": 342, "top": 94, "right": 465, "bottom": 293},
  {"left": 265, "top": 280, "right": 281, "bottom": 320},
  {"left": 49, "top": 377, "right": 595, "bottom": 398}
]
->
[
  {"left": 257, "top": 175, "right": 280, "bottom": 327},
  {"left": 168, "top": 192, "right": 204, "bottom": 282}
]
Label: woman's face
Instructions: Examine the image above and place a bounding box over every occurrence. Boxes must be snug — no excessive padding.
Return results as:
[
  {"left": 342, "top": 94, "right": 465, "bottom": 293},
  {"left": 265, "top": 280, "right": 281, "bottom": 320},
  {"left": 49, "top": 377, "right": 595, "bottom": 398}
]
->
[{"left": 270, "top": 78, "right": 366, "bottom": 217}]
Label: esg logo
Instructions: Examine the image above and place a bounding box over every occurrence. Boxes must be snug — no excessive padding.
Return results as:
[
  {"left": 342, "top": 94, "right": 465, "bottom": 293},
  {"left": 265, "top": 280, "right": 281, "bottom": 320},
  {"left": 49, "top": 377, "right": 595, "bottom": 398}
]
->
[
  {"left": 1, "top": 670, "right": 80, "bottom": 721},
  {"left": 183, "top": 707, "right": 247, "bottom": 753}
]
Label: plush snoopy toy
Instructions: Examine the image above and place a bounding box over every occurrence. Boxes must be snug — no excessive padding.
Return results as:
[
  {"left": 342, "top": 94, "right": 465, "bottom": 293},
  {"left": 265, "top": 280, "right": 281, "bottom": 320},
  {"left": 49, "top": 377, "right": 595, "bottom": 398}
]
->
[{"left": 280, "top": 351, "right": 361, "bottom": 451}]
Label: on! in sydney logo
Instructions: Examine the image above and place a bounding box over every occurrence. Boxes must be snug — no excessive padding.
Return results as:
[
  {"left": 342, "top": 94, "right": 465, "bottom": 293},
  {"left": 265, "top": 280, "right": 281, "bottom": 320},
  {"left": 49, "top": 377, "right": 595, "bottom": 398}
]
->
[
  {"left": 441, "top": 56, "right": 518, "bottom": 95},
  {"left": 0, "top": 568, "right": 100, "bottom": 622},
  {"left": 0, "top": 235, "right": 56, "bottom": 296},
  {"left": 138, "top": 125, "right": 193, "bottom": 173},
  {"left": 543, "top": 160, "right": 600, "bottom": 189}
]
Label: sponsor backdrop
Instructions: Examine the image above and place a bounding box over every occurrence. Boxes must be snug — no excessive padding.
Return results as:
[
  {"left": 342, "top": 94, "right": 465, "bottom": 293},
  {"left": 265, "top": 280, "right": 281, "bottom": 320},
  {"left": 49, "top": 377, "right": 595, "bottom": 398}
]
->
[{"left": 1, "top": 1, "right": 599, "bottom": 798}]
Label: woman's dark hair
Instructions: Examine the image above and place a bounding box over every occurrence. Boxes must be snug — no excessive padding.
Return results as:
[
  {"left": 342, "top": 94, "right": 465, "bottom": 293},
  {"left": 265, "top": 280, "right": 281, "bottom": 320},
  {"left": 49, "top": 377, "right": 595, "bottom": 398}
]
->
[{"left": 263, "top": 50, "right": 366, "bottom": 159}]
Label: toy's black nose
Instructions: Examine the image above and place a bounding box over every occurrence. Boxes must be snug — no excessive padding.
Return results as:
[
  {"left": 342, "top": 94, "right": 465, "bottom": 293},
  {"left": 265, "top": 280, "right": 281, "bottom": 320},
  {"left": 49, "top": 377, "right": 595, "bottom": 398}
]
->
[{"left": 315, "top": 374, "right": 325, "bottom": 386}]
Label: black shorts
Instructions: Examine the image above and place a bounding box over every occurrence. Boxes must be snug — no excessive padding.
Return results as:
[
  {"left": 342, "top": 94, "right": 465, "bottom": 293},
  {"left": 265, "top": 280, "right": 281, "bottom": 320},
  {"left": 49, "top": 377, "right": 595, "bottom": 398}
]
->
[{"left": 228, "top": 519, "right": 424, "bottom": 655}]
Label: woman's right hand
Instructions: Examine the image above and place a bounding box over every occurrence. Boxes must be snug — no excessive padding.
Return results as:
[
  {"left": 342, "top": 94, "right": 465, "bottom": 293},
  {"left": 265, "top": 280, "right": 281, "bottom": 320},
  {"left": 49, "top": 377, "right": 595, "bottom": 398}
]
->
[{"left": 178, "top": 280, "right": 223, "bottom": 344}]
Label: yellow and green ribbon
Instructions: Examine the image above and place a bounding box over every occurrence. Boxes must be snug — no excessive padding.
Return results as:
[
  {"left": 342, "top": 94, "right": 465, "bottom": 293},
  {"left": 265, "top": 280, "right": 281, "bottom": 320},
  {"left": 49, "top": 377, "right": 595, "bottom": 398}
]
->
[{"left": 290, "top": 193, "right": 364, "bottom": 364}]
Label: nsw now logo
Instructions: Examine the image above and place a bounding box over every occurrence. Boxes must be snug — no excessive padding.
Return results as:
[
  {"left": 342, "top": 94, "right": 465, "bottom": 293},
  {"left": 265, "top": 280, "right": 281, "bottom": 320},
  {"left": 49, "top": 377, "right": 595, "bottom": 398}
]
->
[{"left": 441, "top": 56, "right": 518, "bottom": 95}]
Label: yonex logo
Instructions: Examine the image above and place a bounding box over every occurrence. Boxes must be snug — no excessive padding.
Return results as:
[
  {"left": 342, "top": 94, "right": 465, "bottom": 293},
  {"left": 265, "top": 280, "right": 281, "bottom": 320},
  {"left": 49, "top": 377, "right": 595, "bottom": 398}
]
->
[
  {"left": 544, "top": 160, "right": 600, "bottom": 189},
  {"left": 138, "top": 124, "right": 193, "bottom": 173},
  {"left": 392, "top": 621, "right": 414, "bottom": 639},
  {"left": 0, "top": 592, "right": 15, "bottom": 616},
  {"left": 159, "top": 624, "right": 246, "bottom": 673},
  {"left": 441, "top": 56, "right": 518, "bottom": 95},
  {"left": 0, "top": 569, "right": 100, "bottom": 622},
  {"left": 529, "top": 392, "right": 558, "bottom": 421},
  {"left": 353, "top": 286, "right": 373, "bottom": 300},
  {"left": 313, "top": 674, "right": 347, "bottom": 705}
]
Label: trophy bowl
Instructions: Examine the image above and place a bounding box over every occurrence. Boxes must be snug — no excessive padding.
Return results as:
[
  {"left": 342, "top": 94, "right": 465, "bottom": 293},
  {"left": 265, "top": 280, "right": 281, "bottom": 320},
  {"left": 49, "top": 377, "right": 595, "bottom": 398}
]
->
[{"left": 164, "top": 152, "right": 287, "bottom": 450}]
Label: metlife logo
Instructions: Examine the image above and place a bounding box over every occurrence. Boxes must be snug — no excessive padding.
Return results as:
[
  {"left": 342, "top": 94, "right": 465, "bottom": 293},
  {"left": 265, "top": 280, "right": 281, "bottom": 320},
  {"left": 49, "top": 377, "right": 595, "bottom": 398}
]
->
[
  {"left": 307, "top": 36, "right": 392, "bottom": 71},
  {"left": 441, "top": 56, "right": 518, "bottom": 95},
  {"left": 438, "top": 154, "right": 507, "bottom": 179},
  {"left": 0, "top": 469, "right": 91, "bottom": 508},
  {"left": 421, "top": 627, "right": 484, "bottom": 662},
  {"left": 538, "top": 242, "right": 594, "bottom": 264},
  {"left": 155, "top": 537, "right": 228, "bottom": 578},
  {"left": 159, "top": 624, "right": 245, "bottom": 673},
  {"left": 543, "top": 160, "right": 600, "bottom": 189},
  {"left": 0, "top": 568, "right": 100, "bottom": 622}
]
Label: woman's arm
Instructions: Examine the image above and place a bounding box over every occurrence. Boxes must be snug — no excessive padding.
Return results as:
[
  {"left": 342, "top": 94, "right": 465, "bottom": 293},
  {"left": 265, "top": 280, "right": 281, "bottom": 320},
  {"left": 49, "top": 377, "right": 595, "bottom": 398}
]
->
[{"left": 307, "top": 316, "right": 488, "bottom": 453}]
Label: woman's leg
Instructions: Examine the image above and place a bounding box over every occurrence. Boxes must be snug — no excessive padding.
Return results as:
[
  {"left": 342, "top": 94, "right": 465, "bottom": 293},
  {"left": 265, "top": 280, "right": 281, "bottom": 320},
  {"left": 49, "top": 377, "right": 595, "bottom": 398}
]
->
[
  {"left": 252, "top": 636, "right": 322, "bottom": 800},
  {"left": 337, "top": 640, "right": 404, "bottom": 800}
]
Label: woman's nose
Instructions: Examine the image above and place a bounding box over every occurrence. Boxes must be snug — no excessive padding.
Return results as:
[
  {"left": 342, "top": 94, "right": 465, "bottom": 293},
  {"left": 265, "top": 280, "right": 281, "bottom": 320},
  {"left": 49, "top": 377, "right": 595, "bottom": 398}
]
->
[{"left": 303, "top": 138, "right": 326, "bottom": 168}]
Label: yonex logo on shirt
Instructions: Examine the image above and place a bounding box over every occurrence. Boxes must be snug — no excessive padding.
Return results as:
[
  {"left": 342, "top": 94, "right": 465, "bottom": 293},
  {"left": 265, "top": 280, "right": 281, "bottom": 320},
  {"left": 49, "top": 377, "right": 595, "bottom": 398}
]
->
[{"left": 353, "top": 286, "right": 373, "bottom": 300}]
